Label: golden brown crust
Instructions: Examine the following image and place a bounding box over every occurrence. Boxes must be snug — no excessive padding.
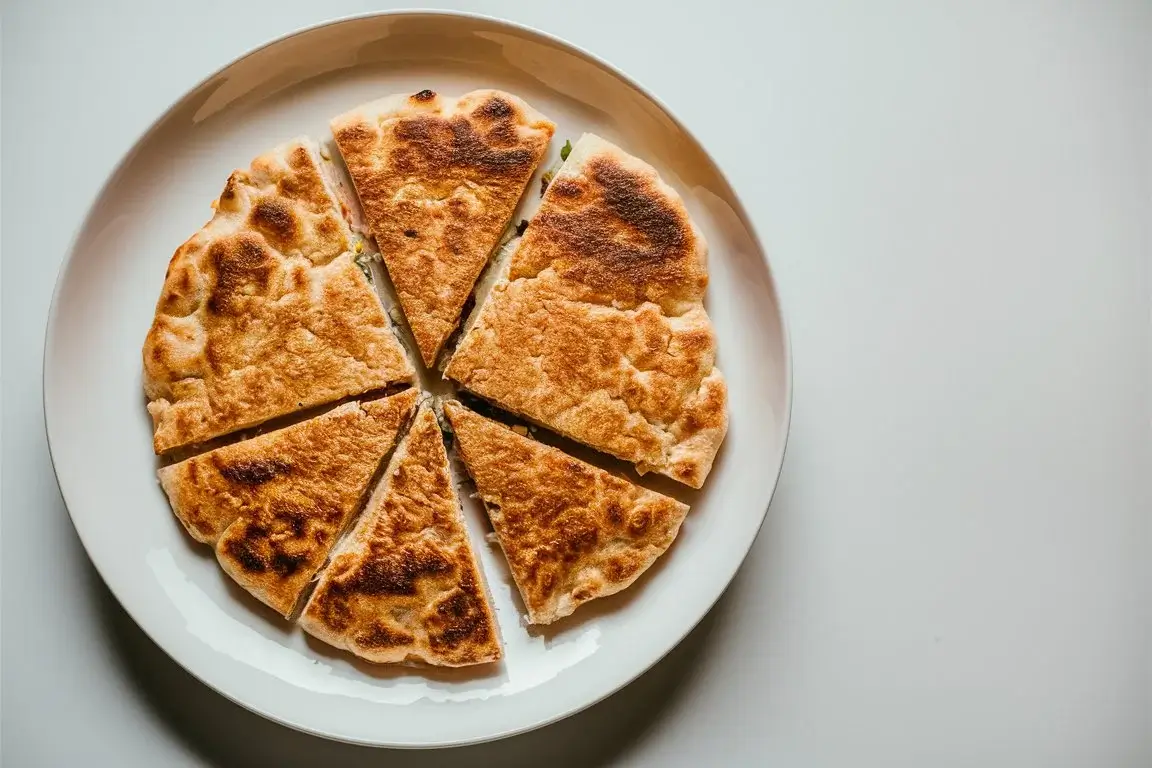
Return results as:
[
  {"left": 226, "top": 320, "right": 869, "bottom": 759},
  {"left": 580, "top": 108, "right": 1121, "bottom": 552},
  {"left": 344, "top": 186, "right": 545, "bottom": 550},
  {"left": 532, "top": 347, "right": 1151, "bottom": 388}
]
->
[
  {"left": 300, "top": 405, "right": 501, "bottom": 666},
  {"left": 143, "top": 139, "right": 414, "bottom": 454},
  {"left": 445, "top": 134, "right": 728, "bottom": 488},
  {"left": 157, "top": 390, "right": 419, "bottom": 617},
  {"left": 444, "top": 402, "right": 689, "bottom": 624},
  {"left": 331, "top": 89, "right": 555, "bottom": 366}
]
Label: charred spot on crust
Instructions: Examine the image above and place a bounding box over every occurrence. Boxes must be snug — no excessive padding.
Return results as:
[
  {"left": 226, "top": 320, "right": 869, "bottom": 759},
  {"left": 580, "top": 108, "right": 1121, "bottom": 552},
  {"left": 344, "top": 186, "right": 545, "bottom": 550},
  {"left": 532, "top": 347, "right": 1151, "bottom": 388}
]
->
[
  {"left": 528, "top": 155, "right": 697, "bottom": 299},
  {"left": 411, "top": 89, "right": 436, "bottom": 102},
  {"left": 403, "top": 228, "right": 418, "bottom": 238},
  {"left": 282, "top": 508, "right": 309, "bottom": 538},
  {"left": 222, "top": 504, "right": 318, "bottom": 577},
  {"left": 206, "top": 233, "right": 272, "bottom": 314},
  {"left": 310, "top": 541, "right": 468, "bottom": 637},
  {"left": 391, "top": 114, "right": 534, "bottom": 175},
  {"left": 475, "top": 96, "right": 513, "bottom": 120},
  {"left": 271, "top": 551, "right": 307, "bottom": 576},
  {"left": 488, "top": 120, "right": 517, "bottom": 146},
  {"left": 223, "top": 537, "right": 267, "bottom": 573},
  {"left": 392, "top": 119, "right": 435, "bottom": 150},
  {"left": 426, "top": 576, "right": 493, "bottom": 652},
  {"left": 589, "top": 157, "right": 685, "bottom": 251},
  {"left": 249, "top": 197, "right": 301, "bottom": 246},
  {"left": 346, "top": 546, "right": 452, "bottom": 597},
  {"left": 218, "top": 458, "right": 291, "bottom": 485},
  {"left": 357, "top": 623, "right": 415, "bottom": 649},
  {"left": 548, "top": 178, "right": 583, "bottom": 199}
]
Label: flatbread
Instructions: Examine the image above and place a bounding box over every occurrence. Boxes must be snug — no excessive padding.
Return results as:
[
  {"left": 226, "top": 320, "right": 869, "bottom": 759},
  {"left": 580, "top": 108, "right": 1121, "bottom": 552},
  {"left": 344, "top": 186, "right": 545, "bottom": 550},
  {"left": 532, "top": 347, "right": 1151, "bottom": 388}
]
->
[
  {"left": 331, "top": 89, "right": 555, "bottom": 366},
  {"left": 143, "top": 138, "right": 414, "bottom": 454},
  {"left": 444, "top": 401, "right": 689, "bottom": 625},
  {"left": 300, "top": 403, "right": 500, "bottom": 666},
  {"left": 445, "top": 134, "right": 728, "bottom": 488},
  {"left": 158, "top": 390, "right": 419, "bottom": 617}
]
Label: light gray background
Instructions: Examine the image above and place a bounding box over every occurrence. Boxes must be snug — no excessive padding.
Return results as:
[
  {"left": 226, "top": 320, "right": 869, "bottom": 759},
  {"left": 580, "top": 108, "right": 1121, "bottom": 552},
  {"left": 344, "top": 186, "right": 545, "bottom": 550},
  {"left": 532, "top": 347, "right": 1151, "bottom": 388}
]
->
[{"left": 3, "top": 1, "right": 1149, "bottom": 765}]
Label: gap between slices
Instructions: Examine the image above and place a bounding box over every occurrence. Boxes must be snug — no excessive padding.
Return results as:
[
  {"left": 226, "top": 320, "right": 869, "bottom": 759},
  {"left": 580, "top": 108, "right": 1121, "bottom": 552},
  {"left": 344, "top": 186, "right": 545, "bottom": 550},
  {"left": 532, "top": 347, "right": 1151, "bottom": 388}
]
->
[
  {"left": 443, "top": 400, "right": 689, "bottom": 625},
  {"left": 155, "top": 383, "right": 417, "bottom": 466},
  {"left": 300, "top": 402, "right": 501, "bottom": 666},
  {"left": 142, "top": 138, "right": 414, "bottom": 455},
  {"left": 330, "top": 89, "right": 556, "bottom": 368}
]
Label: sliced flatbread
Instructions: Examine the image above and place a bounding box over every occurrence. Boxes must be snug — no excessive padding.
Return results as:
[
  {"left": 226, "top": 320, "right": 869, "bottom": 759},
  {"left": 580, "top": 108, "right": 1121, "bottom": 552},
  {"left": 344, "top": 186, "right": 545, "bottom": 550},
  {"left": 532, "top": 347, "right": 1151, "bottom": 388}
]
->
[
  {"left": 158, "top": 389, "right": 419, "bottom": 617},
  {"left": 331, "top": 89, "right": 555, "bottom": 366},
  {"left": 143, "top": 138, "right": 414, "bottom": 454},
  {"left": 301, "top": 403, "right": 500, "bottom": 666},
  {"left": 444, "top": 401, "right": 689, "bottom": 625},
  {"left": 445, "top": 133, "right": 728, "bottom": 488}
]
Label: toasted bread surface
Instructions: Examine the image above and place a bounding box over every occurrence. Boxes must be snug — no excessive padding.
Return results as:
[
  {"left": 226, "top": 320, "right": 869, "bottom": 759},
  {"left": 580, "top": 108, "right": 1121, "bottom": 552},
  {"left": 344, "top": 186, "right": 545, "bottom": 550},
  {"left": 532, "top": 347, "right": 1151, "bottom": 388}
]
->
[
  {"left": 143, "top": 139, "right": 413, "bottom": 454},
  {"left": 158, "top": 390, "right": 419, "bottom": 617},
  {"left": 332, "top": 89, "right": 554, "bottom": 366},
  {"left": 445, "top": 134, "right": 727, "bottom": 487},
  {"left": 445, "top": 401, "right": 688, "bottom": 624},
  {"left": 300, "top": 404, "right": 500, "bottom": 665}
]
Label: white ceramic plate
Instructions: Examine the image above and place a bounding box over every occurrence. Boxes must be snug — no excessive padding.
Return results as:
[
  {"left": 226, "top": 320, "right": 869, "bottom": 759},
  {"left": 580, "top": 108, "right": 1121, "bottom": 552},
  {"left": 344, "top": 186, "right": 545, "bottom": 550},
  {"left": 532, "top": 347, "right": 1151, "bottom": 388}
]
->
[{"left": 44, "top": 11, "right": 791, "bottom": 748}]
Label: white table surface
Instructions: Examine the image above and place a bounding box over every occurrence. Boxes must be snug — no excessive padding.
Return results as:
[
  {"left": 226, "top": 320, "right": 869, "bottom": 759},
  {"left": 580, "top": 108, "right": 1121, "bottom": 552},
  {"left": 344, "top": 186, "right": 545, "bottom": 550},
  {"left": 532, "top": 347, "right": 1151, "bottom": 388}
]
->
[{"left": 3, "top": 1, "right": 1149, "bottom": 765}]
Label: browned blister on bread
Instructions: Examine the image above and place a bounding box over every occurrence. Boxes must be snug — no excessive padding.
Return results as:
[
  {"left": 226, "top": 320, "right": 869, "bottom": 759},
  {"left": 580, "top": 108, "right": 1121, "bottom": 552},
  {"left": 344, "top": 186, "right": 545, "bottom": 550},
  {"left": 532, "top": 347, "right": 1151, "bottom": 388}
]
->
[
  {"left": 300, "top": 403, "right": 501, "bottom": 666},
  {"left": 143, "top": 139, "right": 413, "bottom": 454},
  {"left": 445, "top": 134, "right": 727, "bottom": 488},
  {"left": 157, "top": 390, "right": 419, "bottom": 617},
  {"left": 331, "top": 89, "right": 555, "bottom": 366},
  {"left": 444, "top": 401, "right": 688, "bottom": 625}
]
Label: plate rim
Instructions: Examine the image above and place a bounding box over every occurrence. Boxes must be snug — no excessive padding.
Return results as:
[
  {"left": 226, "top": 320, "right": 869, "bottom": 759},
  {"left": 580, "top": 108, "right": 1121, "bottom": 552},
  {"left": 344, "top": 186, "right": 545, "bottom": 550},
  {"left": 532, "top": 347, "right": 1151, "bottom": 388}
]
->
[{"left": 42, "top": 8, "right": 794, "bottom": 749}]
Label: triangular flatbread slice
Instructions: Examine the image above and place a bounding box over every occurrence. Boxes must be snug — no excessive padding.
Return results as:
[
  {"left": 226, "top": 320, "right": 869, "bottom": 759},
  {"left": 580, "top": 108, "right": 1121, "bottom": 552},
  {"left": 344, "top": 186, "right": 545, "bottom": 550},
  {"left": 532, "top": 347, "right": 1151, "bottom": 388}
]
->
[
  {"left": 158, "top": 389, "right": 419, "bottom": 617},
  {"left": 331, "top": 89, "right": 555, "bottom": 366},
  {"left": 143, "top": 138, "right": 414, "bottom": 454},
  {"left": 445, "top": 133, "right": 728, "bottom": 488},
  {"left": 444, "top": 402, "right": 689, "bottom": 625},
  {"left": 300, "top": 403, "right": 500, "bottom": 666}
]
